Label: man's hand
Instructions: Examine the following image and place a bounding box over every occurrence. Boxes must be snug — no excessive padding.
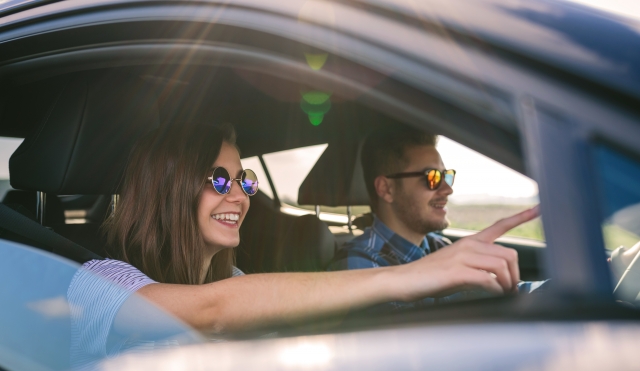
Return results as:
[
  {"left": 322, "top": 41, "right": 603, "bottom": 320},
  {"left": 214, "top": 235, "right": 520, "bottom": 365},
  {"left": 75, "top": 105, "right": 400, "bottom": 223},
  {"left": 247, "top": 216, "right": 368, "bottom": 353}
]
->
[
  {"left": 620, "top": 241, "right": 640, "bottom": 268},
  {"left": 394, "top": 206, "right": 539, "bottom": 301},
  {"left": 610, "top": 240, "right": 640, "bottom": 279}
]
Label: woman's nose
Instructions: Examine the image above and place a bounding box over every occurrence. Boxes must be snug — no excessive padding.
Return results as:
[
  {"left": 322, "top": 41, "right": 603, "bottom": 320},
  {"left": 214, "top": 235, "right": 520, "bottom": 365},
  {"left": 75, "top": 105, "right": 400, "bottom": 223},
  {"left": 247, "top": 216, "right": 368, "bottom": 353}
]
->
[{"left": 226, "top": 180, "right": 247, "bottom": 201}]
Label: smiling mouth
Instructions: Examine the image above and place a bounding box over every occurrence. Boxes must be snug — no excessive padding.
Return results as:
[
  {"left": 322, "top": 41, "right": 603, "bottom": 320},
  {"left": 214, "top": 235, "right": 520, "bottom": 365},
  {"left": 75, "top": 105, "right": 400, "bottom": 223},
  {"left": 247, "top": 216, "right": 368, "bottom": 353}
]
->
[
  {"left": 211, "top": 213, "right": 240, "bottom": 226},
  {"left": 429, "top": 201, "right": 447, "bottom": 210}
]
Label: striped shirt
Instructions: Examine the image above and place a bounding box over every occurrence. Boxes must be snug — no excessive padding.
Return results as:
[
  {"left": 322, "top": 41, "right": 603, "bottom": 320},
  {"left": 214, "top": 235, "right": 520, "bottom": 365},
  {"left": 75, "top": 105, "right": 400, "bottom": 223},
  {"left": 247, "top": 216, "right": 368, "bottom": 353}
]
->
[{"left": 67, "top": 258, "right": 244, "bottom": 369}]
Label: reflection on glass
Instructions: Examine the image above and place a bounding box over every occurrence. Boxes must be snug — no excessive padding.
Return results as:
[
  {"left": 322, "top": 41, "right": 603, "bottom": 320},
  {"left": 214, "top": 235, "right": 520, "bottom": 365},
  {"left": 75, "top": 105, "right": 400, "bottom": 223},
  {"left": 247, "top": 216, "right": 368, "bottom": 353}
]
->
[
  {"left": 304, "top": 53, "right": 329, "bottom": 70},
  {"left": 301, "top": 91, "right": 332, "bottom": 126},
  {"left": 594, "top": 144, "right": 640, "bottom": 250},
  {"left": 0, "top": 240, "right": 200, "bottom": 371},
  {"left": 278, "top": 341, "right": 333, "bottom": 367},
  {"left": 592, "top": 143, "right": 640, "bottom": 305},
  {"left": 240, "top": 156, "right": 274, "bottom": 199}
]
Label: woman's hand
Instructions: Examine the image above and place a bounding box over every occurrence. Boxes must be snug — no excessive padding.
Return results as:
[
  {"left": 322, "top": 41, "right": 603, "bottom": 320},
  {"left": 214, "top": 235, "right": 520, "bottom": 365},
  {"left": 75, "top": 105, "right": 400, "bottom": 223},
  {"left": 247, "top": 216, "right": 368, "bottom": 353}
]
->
[{"left": 391, "top": 206, "right": 539, "bottom": 302}]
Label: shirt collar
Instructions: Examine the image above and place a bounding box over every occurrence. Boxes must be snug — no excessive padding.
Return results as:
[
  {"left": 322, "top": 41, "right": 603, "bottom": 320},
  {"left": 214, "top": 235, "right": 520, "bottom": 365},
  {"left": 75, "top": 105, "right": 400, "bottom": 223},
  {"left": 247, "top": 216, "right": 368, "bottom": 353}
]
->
[{"left": 371, "top": 216, "right": 431, "bottom": 259}]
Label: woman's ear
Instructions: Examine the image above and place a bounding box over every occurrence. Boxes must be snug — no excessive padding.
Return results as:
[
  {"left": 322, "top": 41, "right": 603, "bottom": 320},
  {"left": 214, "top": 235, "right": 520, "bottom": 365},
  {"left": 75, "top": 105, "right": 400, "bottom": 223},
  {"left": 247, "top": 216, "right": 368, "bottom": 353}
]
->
[{"left": 374, "top": 175, "right": 394, "bottom": 204}]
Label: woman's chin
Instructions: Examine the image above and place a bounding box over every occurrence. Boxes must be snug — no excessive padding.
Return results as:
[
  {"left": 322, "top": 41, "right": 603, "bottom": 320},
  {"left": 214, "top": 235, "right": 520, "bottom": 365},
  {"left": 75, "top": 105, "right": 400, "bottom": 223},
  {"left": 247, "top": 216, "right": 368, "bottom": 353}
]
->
[{"left": 203, "top": 235, "right": 240, "bottom": 252}]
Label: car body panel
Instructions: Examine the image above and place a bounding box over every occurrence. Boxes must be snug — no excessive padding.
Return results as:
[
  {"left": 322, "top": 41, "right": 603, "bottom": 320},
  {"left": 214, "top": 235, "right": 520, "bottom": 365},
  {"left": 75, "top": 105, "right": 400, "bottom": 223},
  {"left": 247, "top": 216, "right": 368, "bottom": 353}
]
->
[{"left": 101, "top": 320, "right": 640, "bottom": 371}]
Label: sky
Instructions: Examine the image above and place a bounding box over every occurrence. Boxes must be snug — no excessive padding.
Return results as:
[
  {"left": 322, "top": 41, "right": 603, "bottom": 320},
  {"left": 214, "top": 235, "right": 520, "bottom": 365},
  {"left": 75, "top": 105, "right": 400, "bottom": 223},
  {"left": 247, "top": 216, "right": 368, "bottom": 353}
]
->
[
  {"left": 565, "top": 0, "right": 640, "bottom": 20},
  {"left": 437, "top": 137, "right": 538, "bottom": 203}
]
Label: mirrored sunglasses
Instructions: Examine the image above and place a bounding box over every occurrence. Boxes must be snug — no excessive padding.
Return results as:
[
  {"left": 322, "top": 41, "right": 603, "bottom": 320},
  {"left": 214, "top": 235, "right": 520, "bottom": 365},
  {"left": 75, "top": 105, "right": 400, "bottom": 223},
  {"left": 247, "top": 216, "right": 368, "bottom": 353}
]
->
[
  {"left": 385, "top": 169, "right": 456, "bottom": 190},
  {"left": 207, "top": 167, "right": 259, "bottom": 196}
]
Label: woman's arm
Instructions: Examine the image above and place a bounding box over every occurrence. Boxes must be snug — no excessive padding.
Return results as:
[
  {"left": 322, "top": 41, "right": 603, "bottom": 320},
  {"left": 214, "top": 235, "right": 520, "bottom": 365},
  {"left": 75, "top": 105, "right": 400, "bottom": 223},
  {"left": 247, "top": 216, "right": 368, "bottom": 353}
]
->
[{"left": 134, "top": 207, "right": 537, "bottom": 333}]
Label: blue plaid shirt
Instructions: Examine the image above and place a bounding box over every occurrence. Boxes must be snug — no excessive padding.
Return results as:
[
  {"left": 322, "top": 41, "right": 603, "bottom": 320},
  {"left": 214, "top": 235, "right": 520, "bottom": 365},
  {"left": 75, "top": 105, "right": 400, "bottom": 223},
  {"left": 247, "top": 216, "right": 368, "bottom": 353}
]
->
[{"left": 327, "top": 216, "right": 547, "bottom": 310}]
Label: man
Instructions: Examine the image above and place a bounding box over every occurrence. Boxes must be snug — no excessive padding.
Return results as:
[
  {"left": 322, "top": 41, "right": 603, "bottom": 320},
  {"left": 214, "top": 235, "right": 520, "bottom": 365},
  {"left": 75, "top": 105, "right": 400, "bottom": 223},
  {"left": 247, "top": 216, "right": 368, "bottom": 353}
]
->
[{"left": 327, "top": 126, "right": 543, "bottom": 306}]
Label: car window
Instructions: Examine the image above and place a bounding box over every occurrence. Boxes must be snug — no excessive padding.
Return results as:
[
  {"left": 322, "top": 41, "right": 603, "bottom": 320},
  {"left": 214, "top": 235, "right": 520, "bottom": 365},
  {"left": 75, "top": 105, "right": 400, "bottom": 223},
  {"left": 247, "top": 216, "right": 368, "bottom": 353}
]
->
[
  {"left": 257, "top": 138, "right": 542, "bottom": 240},
  {"left": 437, "top": 137, "right": 543, "bottom": 241},
  {"left": 592, "top": 143, "right": 640, "bottom": 304},
  {"left": 0, "top": 136, "right": 23, "bottom": 200},
  {"left": 262, "top": 144, "right": 328, "bottom": 206},
  {"left": 260, "top": 144, "right": 371, "bottom": 224},
  {"left": 593, "top": 143, "right": 640, "bottom": 251}
]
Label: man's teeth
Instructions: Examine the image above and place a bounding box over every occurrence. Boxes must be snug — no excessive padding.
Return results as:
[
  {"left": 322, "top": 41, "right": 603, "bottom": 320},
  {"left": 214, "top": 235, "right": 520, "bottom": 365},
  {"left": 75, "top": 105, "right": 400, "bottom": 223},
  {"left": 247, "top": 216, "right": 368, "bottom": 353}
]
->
[{"left": 213, "top": 214, "right": 240, "bottom": 222}]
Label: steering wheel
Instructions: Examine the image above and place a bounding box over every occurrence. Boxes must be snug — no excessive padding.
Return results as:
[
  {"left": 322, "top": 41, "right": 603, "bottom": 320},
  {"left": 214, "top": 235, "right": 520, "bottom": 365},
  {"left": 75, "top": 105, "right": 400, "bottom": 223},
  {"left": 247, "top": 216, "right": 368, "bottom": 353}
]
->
[{"left": 613, "top": 246, "right": 640, "bottom": 303}]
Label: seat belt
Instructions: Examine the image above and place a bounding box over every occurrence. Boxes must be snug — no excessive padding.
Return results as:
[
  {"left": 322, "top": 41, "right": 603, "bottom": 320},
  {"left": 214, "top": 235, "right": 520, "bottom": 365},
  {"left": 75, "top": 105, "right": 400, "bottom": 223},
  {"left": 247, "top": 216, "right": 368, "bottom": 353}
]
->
[{"left": 0, "top": 203, "right": 102, "bottom": 264}]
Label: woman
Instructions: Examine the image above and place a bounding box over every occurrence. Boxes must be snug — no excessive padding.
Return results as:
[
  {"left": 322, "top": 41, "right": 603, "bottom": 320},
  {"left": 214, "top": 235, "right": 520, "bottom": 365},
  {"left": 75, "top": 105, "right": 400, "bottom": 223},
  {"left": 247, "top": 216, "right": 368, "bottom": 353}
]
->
[{"left": 73, "top": 123, "right": 537, "bottom": 336}]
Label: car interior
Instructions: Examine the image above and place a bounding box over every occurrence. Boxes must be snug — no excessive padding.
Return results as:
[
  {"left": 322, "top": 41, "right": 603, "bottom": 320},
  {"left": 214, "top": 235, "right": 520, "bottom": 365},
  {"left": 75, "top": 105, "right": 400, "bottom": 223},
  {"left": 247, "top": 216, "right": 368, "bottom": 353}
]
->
[{"left": 0, "top": 63, "right": 546, "bottom": 285}]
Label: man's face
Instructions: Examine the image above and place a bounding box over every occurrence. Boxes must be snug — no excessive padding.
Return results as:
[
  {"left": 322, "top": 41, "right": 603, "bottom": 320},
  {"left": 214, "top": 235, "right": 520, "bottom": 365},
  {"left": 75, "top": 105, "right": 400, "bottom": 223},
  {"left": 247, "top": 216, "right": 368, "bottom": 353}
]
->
[{"left": 390, "top": 145, "right": 453, "bottom": 235}]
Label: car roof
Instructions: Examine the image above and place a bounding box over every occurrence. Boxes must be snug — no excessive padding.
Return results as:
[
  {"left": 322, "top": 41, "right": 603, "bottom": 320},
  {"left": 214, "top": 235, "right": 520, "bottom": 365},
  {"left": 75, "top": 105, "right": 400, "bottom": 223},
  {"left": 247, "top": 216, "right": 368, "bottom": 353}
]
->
[
  {"left": 0, "top": 0, "right": 639, "bottom": 173},
  {"left": 2, "top": 0, "right": 640, "bottom": 102}
]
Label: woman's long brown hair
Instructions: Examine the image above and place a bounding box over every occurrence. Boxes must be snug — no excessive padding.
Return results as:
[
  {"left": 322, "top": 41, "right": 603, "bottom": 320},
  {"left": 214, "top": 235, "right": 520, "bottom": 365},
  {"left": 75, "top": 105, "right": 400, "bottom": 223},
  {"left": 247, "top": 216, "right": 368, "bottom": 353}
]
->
[{"left": 103, "top": 124, "right": 237, "bottom": 284}]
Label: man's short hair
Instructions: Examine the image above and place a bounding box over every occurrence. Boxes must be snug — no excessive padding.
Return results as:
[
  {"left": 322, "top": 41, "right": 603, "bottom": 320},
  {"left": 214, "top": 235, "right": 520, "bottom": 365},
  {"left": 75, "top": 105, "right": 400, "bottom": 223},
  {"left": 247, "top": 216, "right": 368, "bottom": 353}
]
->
[{"left": 361, "top": 125, "right": 438, "bottom": 212}]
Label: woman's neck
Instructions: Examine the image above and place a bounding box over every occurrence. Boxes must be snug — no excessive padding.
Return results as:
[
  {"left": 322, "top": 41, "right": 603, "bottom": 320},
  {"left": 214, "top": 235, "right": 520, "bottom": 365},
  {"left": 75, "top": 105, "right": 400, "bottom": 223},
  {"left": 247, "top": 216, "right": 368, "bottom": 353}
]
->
[{"left": 200, "top": 250, "right": 216, "bottom": 284}]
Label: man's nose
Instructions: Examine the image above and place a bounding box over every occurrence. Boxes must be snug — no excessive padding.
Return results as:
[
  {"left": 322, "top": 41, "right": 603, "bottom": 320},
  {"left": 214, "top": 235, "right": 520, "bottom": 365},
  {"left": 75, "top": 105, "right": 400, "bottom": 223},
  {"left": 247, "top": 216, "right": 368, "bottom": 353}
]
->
[{"left": 438, "top": 180, "right": 454, "bottom": 195}]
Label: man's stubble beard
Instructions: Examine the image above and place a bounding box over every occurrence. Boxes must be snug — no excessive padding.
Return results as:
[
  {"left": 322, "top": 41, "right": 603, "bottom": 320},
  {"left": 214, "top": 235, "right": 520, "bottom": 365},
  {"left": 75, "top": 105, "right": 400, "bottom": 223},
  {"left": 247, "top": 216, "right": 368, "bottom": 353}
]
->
[{"left": 392, "top": 185, "right": 449, "bottom": 235}]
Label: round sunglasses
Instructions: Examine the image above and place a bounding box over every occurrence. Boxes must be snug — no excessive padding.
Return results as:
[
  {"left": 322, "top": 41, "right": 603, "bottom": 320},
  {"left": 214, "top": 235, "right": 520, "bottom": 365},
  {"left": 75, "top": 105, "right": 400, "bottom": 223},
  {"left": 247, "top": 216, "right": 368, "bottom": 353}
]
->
[
  {"left": 385, "top": 169, "right": 456, "bottom": 190},
  {"left": 207, "top": 167, "right": 259, "bottom": 196}
]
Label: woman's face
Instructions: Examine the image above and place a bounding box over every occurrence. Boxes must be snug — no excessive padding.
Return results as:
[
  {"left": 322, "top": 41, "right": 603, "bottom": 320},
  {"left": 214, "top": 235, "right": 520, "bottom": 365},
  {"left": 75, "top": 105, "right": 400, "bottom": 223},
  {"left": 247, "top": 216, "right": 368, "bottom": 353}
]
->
[{"left": 198, "top": 142, "right": 250, "bottom": 254}]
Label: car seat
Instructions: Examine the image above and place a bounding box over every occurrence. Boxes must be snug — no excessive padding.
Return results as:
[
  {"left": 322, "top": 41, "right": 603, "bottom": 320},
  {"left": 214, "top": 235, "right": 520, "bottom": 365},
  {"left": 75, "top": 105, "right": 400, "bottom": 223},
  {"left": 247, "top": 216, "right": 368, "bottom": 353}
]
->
[
  {"left": 6, "top": 70, "right": 160, "bottom": 259},
  {"left": 2, "top": 189, "right": 65, "bottom": 225},
  {"left": 278, "top": 137, "right": 371, "bottom": 270},
  {"left": 278, "top": 214, "right": 337, "bottom": 272}
]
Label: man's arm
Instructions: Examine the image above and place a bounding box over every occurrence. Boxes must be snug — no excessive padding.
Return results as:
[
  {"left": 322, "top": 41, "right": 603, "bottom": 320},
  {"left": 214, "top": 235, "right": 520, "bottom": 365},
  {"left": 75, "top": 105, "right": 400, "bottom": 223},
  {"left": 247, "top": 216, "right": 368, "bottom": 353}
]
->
[{"left": 132, "top": 207, "right": 538, "bottom": 333}]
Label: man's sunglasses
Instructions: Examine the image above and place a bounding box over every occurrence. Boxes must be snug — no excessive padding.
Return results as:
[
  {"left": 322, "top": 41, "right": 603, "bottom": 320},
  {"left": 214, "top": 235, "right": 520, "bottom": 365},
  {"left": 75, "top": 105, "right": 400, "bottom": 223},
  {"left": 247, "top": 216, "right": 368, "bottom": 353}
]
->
[
  {"left": 207, "top": 167, "right": 259, "bottom": 196},
  {"left": 385, "top": 169, "right": 456, "bottom": 190}
]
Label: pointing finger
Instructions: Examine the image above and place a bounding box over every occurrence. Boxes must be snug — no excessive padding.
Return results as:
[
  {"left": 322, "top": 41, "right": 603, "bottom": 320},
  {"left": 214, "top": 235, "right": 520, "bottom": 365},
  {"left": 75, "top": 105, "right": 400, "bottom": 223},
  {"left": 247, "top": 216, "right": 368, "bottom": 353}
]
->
[{"left": 472, "top": 205, "right": 539, "bottom": 243}]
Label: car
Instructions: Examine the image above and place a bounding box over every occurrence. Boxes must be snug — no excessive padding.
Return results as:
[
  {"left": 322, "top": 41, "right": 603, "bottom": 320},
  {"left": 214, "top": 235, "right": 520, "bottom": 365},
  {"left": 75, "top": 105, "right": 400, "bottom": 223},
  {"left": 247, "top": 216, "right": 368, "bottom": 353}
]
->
[{"left": 0, "top": 0, "right": 639, "bottom": 370}]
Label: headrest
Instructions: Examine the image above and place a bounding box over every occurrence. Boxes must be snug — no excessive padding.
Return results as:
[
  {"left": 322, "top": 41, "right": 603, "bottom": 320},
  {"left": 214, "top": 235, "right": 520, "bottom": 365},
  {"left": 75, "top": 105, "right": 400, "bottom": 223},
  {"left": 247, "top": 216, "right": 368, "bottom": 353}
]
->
[
  {"left": 2, "top": 190, "right": 65, "bottom": 225},
  {"left": 297, "top": 139, "right": 370, "bottom": 206},
  {"left": 9, "top": 71, "right": 159, "bottom": 194},
  {"left": 280, "top": 214, "right": 336, "bottom": 272}
]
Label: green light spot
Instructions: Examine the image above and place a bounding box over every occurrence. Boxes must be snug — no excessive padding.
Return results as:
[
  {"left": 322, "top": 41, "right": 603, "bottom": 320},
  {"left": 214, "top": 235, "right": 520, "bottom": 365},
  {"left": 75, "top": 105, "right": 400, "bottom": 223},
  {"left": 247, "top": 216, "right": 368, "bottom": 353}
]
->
[
  {"left": 302, "top": 91, "right": 331, "bottom": 105},
  {"left": 308, "top": 113, "right": 324, "bottom": 126},
  {"left": 304, "top": 53, "right": 328, "bottom": 70},
  {"left": 300, "top": 96, "right": 331, "bottom": 127}
]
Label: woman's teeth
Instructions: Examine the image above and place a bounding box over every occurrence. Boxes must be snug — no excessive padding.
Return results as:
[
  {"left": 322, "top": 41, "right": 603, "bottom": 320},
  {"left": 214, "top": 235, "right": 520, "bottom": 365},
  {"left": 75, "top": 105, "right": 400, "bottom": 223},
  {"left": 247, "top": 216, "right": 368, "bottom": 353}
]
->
[{"left": 212, "top": 213, "right": 240, "bottom": 222}]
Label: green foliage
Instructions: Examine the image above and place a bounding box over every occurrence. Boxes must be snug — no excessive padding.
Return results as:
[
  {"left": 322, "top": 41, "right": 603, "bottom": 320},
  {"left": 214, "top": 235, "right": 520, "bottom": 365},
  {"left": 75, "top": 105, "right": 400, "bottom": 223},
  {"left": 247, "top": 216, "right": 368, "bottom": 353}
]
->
[
  {"left": 446, "top": 203, "right": 544, "bottom": 241},
  {"left": 602, "top": 224, "right": 640, "bottom": 251}
]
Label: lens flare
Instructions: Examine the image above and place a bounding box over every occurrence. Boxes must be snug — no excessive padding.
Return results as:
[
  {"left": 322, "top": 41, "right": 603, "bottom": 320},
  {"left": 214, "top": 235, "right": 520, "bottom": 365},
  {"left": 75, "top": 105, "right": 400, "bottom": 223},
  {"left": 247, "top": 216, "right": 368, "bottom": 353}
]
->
[
  {"left": 301, "top": 91, "right": 332, "bottom": 126},
  {"left": 302, "top": 91, "right": 331, "bottom": 104},
  {"left": 304, "top": 53, "right": 329, "bottom": 70}
]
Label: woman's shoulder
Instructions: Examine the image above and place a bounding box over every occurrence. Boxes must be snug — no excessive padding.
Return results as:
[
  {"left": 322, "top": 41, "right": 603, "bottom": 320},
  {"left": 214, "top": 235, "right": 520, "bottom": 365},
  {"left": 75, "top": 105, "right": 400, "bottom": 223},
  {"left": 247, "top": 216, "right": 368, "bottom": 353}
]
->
[
  {"left": 231, "top": 266, "right": 245, "bottom": 277},
  {"left": 79, "top": 258, "right": 157, "bottom": 291}
]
